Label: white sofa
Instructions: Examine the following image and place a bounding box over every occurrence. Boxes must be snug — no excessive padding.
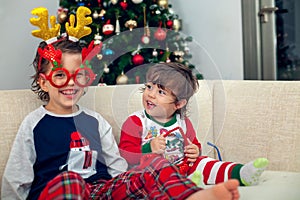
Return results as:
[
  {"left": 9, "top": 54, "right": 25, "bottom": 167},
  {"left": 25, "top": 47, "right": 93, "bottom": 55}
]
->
[{"left": 1, "top": 80, "right": 300, "bottom": 199}]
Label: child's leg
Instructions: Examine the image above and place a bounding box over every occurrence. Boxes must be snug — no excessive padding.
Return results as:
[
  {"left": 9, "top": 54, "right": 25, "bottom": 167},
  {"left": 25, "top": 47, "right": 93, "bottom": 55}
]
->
[
  {"left": 190, "top": 156, "right": 268, "bottom": 186},
  {"left": 38, "top": 171, "right": 90, "bottom": 200},
  {"left": 187, "top": 179, "right": 240, "bottom": 200},
  {"left": 91, "top": 155, "right": 202, "bottom": 199},
  {"left": 135, "top": 155, "right": 202, "bottom": 199}
]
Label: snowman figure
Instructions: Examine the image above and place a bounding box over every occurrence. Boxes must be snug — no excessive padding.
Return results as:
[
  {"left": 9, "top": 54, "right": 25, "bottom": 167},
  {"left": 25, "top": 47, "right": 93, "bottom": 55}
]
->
[{"left": 60, "top": 131, "right": 97, "bottom": 178}]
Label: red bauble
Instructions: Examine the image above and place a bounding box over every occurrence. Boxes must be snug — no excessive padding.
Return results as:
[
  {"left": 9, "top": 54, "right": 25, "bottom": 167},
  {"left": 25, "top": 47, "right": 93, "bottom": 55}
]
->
[
  {"left": 132, "top": 54, "right": 144, "bottom": 65},
  {"left": 154, "top": 27, "right": 167, "bottom": 41},
  {"left": 103, "top": 20, "right": 114, "bottom": 35},
  {"left": 166, "top": 20, "right": 173, "bottom": 28},
  {"left": 120, "top": 1, "right": 128, "bottom": 10}
]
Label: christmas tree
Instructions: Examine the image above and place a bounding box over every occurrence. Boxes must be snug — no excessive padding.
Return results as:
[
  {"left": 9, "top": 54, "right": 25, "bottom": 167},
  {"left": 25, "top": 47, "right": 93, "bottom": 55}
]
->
[{"left": 58, "top": 0, "right": 202, "bottom": 85}]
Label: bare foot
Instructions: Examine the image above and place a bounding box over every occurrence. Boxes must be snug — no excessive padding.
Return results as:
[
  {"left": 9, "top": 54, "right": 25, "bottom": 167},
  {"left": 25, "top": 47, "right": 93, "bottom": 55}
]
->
[{"left": 187, "top": 179, "right": 240, "bottom": 200}]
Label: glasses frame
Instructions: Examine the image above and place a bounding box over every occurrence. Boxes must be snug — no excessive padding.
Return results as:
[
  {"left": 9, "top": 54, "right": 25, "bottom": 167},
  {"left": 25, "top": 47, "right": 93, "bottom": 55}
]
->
[{"left": 40, "top": 67, "right": 96, "bottom": 88}]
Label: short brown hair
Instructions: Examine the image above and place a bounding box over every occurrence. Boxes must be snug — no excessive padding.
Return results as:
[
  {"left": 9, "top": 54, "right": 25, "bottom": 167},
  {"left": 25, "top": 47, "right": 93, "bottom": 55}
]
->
[{"left": 146, "top": 62, "right": 199, "bottom": 117}]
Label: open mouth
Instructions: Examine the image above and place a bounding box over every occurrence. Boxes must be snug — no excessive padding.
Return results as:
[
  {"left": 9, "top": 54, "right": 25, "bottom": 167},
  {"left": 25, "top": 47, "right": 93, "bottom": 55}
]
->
[
  {"left": 146, "top": 100, "right": 156, "bottom": 109},
  {"left": 60, "top": 89, "right": 79, "bottom": 96}
]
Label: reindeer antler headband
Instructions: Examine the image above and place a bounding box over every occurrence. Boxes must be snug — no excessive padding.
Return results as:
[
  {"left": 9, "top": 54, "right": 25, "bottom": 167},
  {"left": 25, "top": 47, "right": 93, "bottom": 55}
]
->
[{"left": 30, "top": 6, "right": 101, "bottom": 70}]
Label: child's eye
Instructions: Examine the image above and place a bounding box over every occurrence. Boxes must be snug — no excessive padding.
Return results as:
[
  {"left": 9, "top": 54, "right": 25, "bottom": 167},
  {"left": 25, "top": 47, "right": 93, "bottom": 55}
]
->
[
  {"left": 54, "top": 72, "right": 66, "bottom": 79},
  {"left": 145, "top": 84, "right": 152, "bottom": 90},
  {"left": 158, "top": 89, "right": 166, "bottom": 95},
  {"left": 76, "top": 73, "right": 84, "bottom": 79}
]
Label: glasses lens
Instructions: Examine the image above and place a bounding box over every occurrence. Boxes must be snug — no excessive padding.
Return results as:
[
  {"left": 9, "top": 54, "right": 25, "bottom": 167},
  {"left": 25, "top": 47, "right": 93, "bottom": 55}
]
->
[
  {"left": 51, "top": 69, "right": 68, "bottom": 87},
  {"left": 75, "top": 68, "right": 95, "bottom": 87}
]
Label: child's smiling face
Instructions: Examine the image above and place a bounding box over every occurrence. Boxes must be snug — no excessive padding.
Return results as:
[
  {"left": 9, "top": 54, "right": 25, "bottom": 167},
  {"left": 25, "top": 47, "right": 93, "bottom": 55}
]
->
[
  {"left": 39, "top": 52, "right": 85, "bottom": 114},
  {"left": 142, "top": 82, "right": 179, "bottom": 123}
]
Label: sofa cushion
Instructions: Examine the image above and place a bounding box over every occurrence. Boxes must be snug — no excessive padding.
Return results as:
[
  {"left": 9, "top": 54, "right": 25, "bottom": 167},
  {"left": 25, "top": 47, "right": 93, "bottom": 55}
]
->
[{"left": 213, "top": 81, "right": 300, "bottom": 172}]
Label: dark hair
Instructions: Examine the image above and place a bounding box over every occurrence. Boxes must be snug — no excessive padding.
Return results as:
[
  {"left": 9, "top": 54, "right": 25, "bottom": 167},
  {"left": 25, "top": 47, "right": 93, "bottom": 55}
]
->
[
  {"left": 146, "top": 62, "right": 199, "bottom": 117},
  {"left": 31, "top": 37, "right": 83, "bottom": 102}
]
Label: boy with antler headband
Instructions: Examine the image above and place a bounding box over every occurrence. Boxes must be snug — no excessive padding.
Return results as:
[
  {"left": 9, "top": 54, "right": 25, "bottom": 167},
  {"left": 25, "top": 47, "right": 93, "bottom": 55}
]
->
[{"left": 1, "top": 6, "right": 240, "bottom": 200}]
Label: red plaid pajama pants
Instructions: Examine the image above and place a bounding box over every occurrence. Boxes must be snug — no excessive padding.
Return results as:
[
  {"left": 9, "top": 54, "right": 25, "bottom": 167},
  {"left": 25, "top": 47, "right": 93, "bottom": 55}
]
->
[{"left": 39, "top": 155, "right": 201, "bottom": 200}]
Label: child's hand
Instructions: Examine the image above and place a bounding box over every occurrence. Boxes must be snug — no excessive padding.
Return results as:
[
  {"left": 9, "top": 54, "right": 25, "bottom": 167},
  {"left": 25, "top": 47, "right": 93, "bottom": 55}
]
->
[
  {"left": 150, "top": 135, "right": 166, "bottom": 154},
  {"left": 184, "top": 139, "right": 200, "bottom": 163}
]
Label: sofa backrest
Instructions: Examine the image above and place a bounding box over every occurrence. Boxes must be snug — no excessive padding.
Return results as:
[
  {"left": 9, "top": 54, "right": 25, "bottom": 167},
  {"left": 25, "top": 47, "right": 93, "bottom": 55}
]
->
[
  {"left": 0, "top": 89, "right": 42, "bottom": 193},
  {"left": 213, "top": 81, "right": 300, "bottom": 172}
]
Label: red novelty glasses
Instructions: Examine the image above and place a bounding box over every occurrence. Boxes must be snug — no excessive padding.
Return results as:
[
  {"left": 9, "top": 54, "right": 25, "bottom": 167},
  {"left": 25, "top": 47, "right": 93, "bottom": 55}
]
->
[{"left": 40, "top": 67, "right": 96, "bottom": 88}]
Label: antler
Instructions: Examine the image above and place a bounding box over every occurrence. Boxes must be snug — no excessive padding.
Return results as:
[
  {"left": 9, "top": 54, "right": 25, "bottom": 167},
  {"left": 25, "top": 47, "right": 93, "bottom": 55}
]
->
[
  {"left": 65, "top": 6, "right": 92, "bottom": 40},
  {"left": 30, "top": 7, "right": 60, "bottom": 41}
]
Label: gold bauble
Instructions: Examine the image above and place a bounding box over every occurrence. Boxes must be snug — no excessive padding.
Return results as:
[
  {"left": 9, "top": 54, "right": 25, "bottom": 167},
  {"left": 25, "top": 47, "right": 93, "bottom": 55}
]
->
[
  {"left": 158, "top": 0, "right": 168, "bottom": 8},
  {"left": 58, "top": 12, "right": 68, "bottom": 23},
  {"left": 116, "top": 72, "right": 128, "bottom": 84}
]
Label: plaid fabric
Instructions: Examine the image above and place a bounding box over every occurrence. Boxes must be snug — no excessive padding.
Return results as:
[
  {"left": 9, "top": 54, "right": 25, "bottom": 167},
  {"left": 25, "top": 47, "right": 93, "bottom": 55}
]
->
[
  {"left": 39, "top": 155, "right": 201, "bottom": 200},
  {"left": 38, "top": 171, "right": 90, "bottom": 200}
]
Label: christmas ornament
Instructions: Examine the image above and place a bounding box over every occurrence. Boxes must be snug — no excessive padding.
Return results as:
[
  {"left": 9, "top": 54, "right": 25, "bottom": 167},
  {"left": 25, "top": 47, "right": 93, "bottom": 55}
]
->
[
  {"left": 155, "top": 10, "right": 161, "bottom": 15},
  {"left": 154, "top": 27, "right": 167, "bottom": 41},
  {"left": 92, "top": 10, "right": 99, "bottom": 19},
  {"left": 141, "top": 35, "right": 150, "bottom": 44},
  {"left": 157, "top": 0, "right": 168, "bottom": 8},
  {"left": 173, "top": 50, "right": 184, "bottom": 62},
  {"left": 116, "top": 72, "right": 128, "bottom": 84},
  {"left": 141, "top": 6, "right": 150, "bottom": 44},
  {"left": 120, "top": 0, "right": 128, "bottom": 10},
  {"left": 111, "top": 0, "right": 118, "bottom": 5},
  {"left": 102, "top": 20, "right": 114, "bottom": 35},
  {"left": 132, "top": 0, "right": 143, "bottom": 4},
  {"left": 97, "top": 0, "right": 102, "bottom": 7},
  {"left": 166, "top": 20, "right": 173, "bottom": 29},
  {"left": 165, "top": 47, "right": 171, "bottom": 63},
  {"left": 152, "top": 49, "right": 158, "bottom": 57},
  {"left": 103, "top": 63, "right": 110, "bottom": 73},
  {"left": 99, "top": 9, "right": 106, "bottom": 17},
  {"left": 115, "top": 13, "right": 120, "bottom": 35},
  {"left": 96, "top": 54, "right": 103, "bottom": 60},
  {"left": 132, "top": 53, "right": 144, "bottom": 65},
  {"left": 103, "top": 48, "right": 114, "bottom": 55},
  {"left": 125, "top": 19, "right": 137, "bottom": 31},
  {"left": 94, "top": 33, "right": 102, "bottom": 45},
  {"left": 168, "top": 8, "right": 174, "bottom": 14},
  {"left": 57, "top": 11, "right": 68, "bottom": 23},
  {"left": 173, "top": 19, "right": 181, "bottom": 32},
  {"left": 57, "top": 7, "right": 68, "bottom": 24},
  {"left": 93, "top": 9, "right": 106, "bottom": 19}
]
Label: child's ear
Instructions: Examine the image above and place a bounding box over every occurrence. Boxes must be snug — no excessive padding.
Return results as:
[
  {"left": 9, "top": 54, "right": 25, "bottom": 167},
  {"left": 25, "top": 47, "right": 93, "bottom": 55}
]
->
[
  {"left": 38, "top": 75, "right": 49, "bottom": 92},
  {"left": 175, "top": 99, "right": 187, "bottom": 109}
]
